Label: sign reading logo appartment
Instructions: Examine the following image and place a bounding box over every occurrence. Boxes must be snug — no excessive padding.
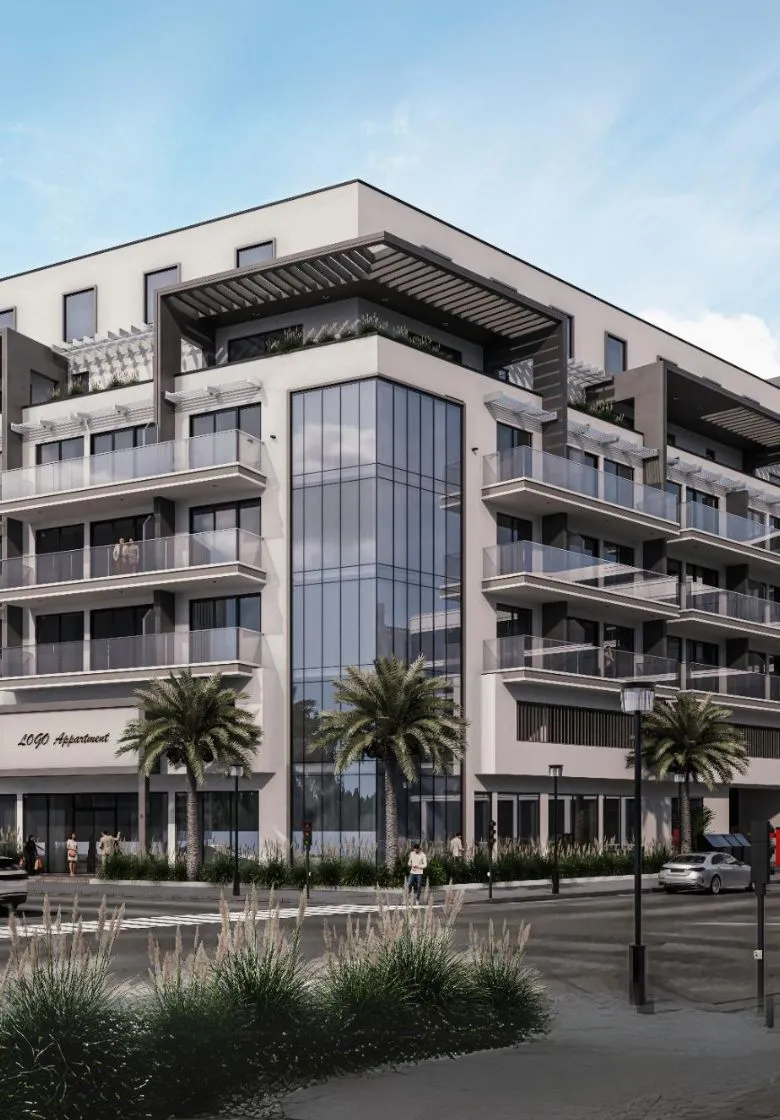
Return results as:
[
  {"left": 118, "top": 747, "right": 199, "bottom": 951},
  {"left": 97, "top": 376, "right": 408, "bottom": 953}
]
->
[{"left": 18, "top": 732, "right": 112, "bottom": 748}]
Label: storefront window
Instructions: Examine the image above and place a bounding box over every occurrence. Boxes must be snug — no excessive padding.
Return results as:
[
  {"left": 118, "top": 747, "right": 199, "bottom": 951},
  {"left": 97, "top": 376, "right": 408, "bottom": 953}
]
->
[
  {"left": 175, "top": 791, "right": 259, "bottom": 864},
  {"left": 0, "top": 795, "right": 15, "bottom": 837}
]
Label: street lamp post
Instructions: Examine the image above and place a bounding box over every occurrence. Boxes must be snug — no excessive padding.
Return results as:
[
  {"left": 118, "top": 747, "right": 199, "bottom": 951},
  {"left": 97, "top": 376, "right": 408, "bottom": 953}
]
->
[
  {"left": 621, "top": 680, "right": 656, "bottom": 1009},
  {"left": 229, "top": 765, "right": 241, "bottom": 898},
  {"left": 549, "top": 764, "right": 563, "bottom": 895}
]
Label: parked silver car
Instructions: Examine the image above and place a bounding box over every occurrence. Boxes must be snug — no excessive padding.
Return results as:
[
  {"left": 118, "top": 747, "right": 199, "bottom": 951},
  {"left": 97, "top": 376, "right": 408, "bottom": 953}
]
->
[
  {"left": 658, "top": 852, "right": 753, "bottom": 895},
  {"left": 0, "top": 856, "right": 28, "bottom": 911}
]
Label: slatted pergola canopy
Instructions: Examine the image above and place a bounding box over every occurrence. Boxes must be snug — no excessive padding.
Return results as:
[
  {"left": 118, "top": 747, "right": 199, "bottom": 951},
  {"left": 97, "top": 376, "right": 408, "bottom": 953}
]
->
[
  {"left": 160, "top": 232, "right": 561, "bottom": 345},
  {"left": 666, "top": 366, "right": 780, "bottom": 454}
]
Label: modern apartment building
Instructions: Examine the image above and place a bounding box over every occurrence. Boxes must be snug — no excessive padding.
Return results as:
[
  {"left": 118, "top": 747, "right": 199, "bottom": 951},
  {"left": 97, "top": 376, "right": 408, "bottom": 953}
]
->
[{"left": 1, "top": 179, "right": 779, "bottom": 871}]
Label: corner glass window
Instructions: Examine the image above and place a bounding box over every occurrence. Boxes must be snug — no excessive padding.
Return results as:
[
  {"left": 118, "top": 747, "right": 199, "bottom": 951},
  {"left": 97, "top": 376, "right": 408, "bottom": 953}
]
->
[
  {"left": 63, "top": 288, "right": 96, "bottom": 342},
  {"left": 144, "top": 266, "right": 180, "bottom": 322}
]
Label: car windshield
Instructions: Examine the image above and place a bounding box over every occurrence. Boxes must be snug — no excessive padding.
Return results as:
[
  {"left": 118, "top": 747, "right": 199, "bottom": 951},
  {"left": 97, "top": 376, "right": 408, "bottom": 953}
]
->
[{"left": 669, "top": 855, "right": 706, "bottom": 864}]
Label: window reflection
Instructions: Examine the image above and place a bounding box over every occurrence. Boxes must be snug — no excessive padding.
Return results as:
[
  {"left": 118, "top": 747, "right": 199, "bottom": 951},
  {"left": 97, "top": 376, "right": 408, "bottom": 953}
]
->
[{"left": 291, "top": 378, "right": 463, "bottom": 851}]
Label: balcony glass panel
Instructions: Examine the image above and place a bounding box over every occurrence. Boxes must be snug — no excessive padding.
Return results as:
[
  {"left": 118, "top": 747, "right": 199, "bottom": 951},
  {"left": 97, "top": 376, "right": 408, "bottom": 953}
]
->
[
  {"left": 483, "top": 541, "right": 679, "bottom": 605},
  {"left": 684, "top": 585, "right": 780, "bottom": 627},
  {"left": 483, "top": 634, "right": 679, "bottom": 681},
  {"left": 1, "top": 430, "right": 263, "bottom": 501},
  {"left": 483, "top": 447, "right": 677, "bottom": 520},
  {"left": 0, "top": 627, "right": 262, "bottom": 678},
  {"left": 687, "top": 662, "right": 773, "bottom": 701},
  {"left": 681, "top": 503, "right": 769, "bottom": 545}
]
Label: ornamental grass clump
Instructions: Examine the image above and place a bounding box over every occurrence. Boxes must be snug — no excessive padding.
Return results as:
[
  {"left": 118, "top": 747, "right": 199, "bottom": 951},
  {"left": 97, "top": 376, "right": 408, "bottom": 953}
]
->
[
  {"left": 0, "top": 897, "right": 146, "bottom": 1120},
  {"left": 467, "top": 921, "right": 551, "bottom": 1043}
]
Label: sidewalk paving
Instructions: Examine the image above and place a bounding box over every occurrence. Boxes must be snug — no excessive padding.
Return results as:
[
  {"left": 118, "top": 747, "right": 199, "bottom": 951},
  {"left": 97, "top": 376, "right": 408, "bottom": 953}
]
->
[{"left": 215, "top": 995, "right": 779, "bottom": 1120}]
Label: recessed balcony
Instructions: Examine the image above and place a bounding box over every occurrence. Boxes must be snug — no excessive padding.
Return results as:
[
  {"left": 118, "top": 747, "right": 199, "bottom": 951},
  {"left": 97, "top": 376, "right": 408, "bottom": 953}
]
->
[
  {"left": 669, "top": 583, "right": 780, "bottom": 648},
  {"left": 0, "top": 529, "right": 265, "bottom": 608},
  {"left": 482, "top": 541, "right": 680, "bottom": 620},
  {"left": 0, "top": 429, "right": 265, "bottom": 520},
  {"left": 0, "top": 626, "right": 262, "bottom": 690},
  {"left": 483, "top": 634, "right": 680, "bottom": 689},
  {"left": 482, "top": 447, "right": 678, "bottom": 539}
]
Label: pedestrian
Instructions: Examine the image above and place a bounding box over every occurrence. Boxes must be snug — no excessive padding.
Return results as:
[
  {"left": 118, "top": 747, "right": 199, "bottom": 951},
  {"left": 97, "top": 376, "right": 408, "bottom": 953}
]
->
[
  {"left": 23, "top": 834, "right": 37, "bottom": 876},
  {"left": 449, "top": 831, "right": 464, "bottom": 859},
  {"left": 66, "top": 832, "right": 78, "bottom": 877},
  {"left": 97, "top": 830, "right": 121, "bottom": 866},
  {"left": 407, "top": 841, "right": 427, "bottom": 905},
  {"left": 112, "top": 537, "right": 126, "bottom": 574}
]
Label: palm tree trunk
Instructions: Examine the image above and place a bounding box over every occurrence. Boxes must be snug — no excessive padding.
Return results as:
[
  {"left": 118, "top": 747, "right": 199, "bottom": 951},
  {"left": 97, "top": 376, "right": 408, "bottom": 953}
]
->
[
  {"left": 185, "top": 768, "right": 200, "bottom": 881},
  {"left": 384, "top": 759, "right": 399, "bottom": 867},
  {"left": 680, "top": 777, "right": 693, "bottom": 854}
]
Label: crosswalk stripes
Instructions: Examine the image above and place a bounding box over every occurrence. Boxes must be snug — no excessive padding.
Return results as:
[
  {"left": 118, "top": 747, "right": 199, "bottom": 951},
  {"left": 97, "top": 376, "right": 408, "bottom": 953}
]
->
[{"left": 0, "top": 902, "right": 416, "bottom": 940}]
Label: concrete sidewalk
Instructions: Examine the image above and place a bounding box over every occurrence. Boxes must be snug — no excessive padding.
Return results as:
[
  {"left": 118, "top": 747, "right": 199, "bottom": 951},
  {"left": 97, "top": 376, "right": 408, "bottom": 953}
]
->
[{"left": 217, "top": 995, "right": 780, "bottom": 1120}]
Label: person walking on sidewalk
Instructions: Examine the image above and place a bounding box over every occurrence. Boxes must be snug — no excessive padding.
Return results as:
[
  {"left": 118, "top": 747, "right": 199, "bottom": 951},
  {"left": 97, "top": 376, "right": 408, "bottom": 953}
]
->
[
  {"left": 407, "top": 842, "right": 428, "bottom": 905},
  {"left": 449, "top": 832, "right": 464, "bottom": 859},
  {"left": 66, "top": 832, "right": 78, "bottom": 877},
  {"left": 23, "top": 835, "right": 38, "bottom": 876}
]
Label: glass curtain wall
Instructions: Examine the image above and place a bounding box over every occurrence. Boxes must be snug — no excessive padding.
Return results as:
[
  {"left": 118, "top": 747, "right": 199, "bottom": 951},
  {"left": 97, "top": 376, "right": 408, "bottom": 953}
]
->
[{"left": 291, "top": 378, "right": 463, "bottom": 854}]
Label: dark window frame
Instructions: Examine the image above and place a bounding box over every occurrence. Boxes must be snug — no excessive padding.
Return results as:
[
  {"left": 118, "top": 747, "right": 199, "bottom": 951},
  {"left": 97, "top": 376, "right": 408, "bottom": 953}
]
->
[
  {"left": 189, "top": 403, "right": 261, "bottom": 440},
  {"left": 189, "top": 593, "right": 262, "bottom": 633},
  {"left": 35, "top": 436, "right": 84, "bottom": 465},
  {"left": 144, "top": 265, "right": 181, "bottom": 323},
  {"left": 90, "top": 424, "right": 157, "bottom": 456},
  {"left": 604, "top": 331, "right": 627, "bottom": 375},
  {"left": 63, "top": 287, "right": 97, "bottom": 343},
  {"left": 189, "top": 498, "right": 261, "bottom": 535},
  {"left": 227, "top": 325, "right": 303, "bottom": 365},
  {"left": 235, "top": 240, "right": 275, "bottom": 269}
]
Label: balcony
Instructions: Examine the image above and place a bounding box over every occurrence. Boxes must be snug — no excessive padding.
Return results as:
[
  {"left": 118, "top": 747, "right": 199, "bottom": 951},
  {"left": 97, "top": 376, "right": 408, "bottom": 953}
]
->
[
  {"left": 0, "top": 529, "right": 266, "bottom": 608},
  {"left": 0, "top": 627, "right": 262, "bottom": 690},
  {"left": 482, "top": 447, "right": 678, "bottom": 538},
  {"left": 482, "top": 541, "right": 680, "bottom": 620},
  {"left": 672, "top": 502, "right": 780, "bottom": 570},
  {"left": 686, "top": 662, "right": 780, "bottom": 710},
  {"left": 670, "top": 583, "right": 780, "bottom": 648},
  {"left": 483, "top": 634, "right": 680, "bottom": 687},
  {"left": 0, "top": 429, "right": 265, "bottom": 519}
]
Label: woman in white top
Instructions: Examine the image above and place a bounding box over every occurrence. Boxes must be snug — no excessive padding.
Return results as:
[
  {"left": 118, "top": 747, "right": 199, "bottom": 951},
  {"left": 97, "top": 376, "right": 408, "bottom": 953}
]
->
[{"left": 66, "top": 832, "right": 78, "bottom": 877}]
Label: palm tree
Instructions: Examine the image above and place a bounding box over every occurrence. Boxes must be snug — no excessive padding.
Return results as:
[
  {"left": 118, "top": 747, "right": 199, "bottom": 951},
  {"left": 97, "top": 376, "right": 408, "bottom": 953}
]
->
[
  {"left": 117, "top": 670, "right": 262, "bottom": 880},
  {"left": 310, "top": 654, "right": 468, "bottom": 865},
  {"left": 628, "top": 693, "right": 748, "bottom": 853}
]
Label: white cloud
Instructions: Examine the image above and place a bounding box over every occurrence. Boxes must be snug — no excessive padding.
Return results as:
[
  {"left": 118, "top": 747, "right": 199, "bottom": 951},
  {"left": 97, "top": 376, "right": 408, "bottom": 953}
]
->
[{"left": 640, "top": 309, "right": 780, "bottom": 381}]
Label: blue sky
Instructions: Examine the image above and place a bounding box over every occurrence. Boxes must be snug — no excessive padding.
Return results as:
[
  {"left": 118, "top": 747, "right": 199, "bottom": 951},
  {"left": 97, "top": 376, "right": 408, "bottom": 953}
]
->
[{"left": 2, "top": 0, "right": 780, "bottom": 375}]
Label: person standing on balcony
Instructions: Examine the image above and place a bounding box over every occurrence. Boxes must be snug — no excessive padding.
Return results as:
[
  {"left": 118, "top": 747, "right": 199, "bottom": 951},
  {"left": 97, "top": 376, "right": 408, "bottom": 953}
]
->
[
  {"left": 125, "top": 538, "right": 140, "bottom": 575},
  {"left": 112, "top": 538, "right": 126, "bottom": 575}
]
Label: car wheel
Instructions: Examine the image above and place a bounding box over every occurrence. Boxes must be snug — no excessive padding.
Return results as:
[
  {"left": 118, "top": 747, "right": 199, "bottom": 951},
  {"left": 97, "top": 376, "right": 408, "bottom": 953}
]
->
[{"left": 709, "top": 875, "right": 722, "bottom": 896}]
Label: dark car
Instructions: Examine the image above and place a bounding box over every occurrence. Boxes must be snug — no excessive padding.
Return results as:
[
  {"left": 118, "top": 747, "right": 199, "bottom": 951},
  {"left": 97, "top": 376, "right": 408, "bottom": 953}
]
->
[{"left": 0, "top": 855, "right": 28, "bottom": 910}]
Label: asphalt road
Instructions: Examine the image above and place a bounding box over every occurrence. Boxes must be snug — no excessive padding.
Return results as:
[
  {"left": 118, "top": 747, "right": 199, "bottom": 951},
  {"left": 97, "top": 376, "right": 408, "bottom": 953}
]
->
[{"left": 3, "top": 885, "right": 779, "bottom": 1009}]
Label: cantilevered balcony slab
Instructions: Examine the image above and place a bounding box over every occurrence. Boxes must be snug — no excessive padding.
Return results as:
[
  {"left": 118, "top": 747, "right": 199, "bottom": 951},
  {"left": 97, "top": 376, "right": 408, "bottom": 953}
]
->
[
  {"left": 685, "top": 662, "right": 780, "bottom": 712},
  {"left": 670, "top": 502, "right": 780, "bottom": 574},
  {"left": 483, "top": 447, "right": 678, "bottom": 541},
  {"left": 669, "top": 583, "right": 780, "bottom": 650},
  {"left": 482, "top": 541, "right": 680, "bottom": 621},
  {"left": 0, "top": 627, "right": 262, "bottom": 691},
  {"left": 0, "top": 430, "right": 265, "bottom": 521},
  {"left": 0, "top": 529, "right": 265, "bottom": 610}
]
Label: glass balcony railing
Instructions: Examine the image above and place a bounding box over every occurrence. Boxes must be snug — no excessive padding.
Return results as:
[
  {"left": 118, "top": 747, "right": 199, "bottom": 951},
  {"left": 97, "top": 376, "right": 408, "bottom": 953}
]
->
[
  {"left": 680, "top": 502, "right": 777, "bottom": 548},
  {"left": 483, "top": 634, "right": 680, "bottom": 681},
  {"left": 482, "top": 540, "right": 680, "bottom": 606},
  {"left": 0, "top": 627, "right": 262, "bottom": 678},
  {"left": 0, "top": 529, "right": 263, "bottom": 590},
  {"left": 682, "top": 583, "right": 780, "bottom": 627},
  {"left": 686, "top": 662, "right": 780, "bottom": 702},
  {"left": 0, "top": 429, "right": 263, "bottom": 501},
  {"left": 483, "top": 446, "right": 677, "bottom": 521}
]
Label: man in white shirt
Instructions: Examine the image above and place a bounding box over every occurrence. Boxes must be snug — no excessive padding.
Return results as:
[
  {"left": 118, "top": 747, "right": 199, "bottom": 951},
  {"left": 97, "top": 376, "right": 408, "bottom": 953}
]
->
[{"left": 407, "top": 842, "right": 428, "bottom": 904}]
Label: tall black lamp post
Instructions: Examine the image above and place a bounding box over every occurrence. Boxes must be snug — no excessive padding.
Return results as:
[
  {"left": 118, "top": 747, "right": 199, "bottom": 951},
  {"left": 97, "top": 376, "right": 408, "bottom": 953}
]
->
[
  {"left": 621, "top": 680, "right": 656, "bottom": 1009},
  {"left": 549, "top": 764, "right": 563, "bottom": 895},
  {"left": 229, "top": 765, "right": 241, "bottom": 898}
]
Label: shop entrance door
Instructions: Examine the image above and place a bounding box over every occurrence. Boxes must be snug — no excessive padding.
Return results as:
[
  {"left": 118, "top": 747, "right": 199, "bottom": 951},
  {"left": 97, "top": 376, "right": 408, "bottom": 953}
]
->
[{"left": 73, "top": 796, "right": 117, "bottom": 875}]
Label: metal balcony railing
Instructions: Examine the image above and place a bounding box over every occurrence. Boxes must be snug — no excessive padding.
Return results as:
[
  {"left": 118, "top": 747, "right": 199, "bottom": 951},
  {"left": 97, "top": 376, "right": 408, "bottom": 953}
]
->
[
  {"left": 0, "top": 529, "right": 263, "bottom": 589},
  {"left": 483, "top": 634, "right": 680, "bottom": 681},
  {"left": 0, "top": 627, "right": 262, "bottom": 678},
  {"left": 1, "top": 429, "right": 263, "bottom": 501},
  {"left": 482, "top": 540, "right": 680, "bottom": 606},
  {"left": 483, "top": 446, "right": 677, "bottom": 521}
]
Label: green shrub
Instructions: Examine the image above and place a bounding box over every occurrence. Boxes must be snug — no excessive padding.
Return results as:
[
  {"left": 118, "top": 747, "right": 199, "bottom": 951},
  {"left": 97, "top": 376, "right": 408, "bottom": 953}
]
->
[
  {"left": 0, "top": 899, "right": 148, "bottom": 1120},
  {"left": 340, "top": 855, "right": 380, "bottom": 887},
  {"left": 100, "top": 851, "right": 173, "bottom": 881},
  {"left": 317, "top": 853, "right": 344, "bottom": 887}
]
